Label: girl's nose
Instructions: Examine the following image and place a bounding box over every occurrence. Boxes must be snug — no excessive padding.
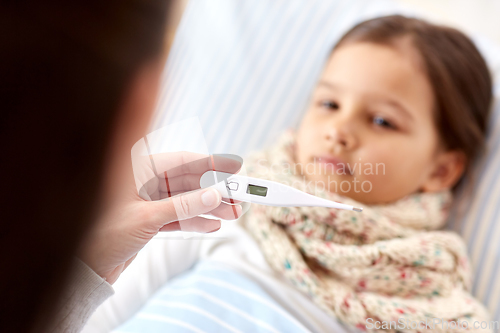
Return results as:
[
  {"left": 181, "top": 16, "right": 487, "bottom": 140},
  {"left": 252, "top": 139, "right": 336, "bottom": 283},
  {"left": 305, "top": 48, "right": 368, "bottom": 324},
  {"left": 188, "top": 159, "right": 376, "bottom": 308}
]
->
[{"left": 324, "top": 115, "right": 358, "bottom": 151}]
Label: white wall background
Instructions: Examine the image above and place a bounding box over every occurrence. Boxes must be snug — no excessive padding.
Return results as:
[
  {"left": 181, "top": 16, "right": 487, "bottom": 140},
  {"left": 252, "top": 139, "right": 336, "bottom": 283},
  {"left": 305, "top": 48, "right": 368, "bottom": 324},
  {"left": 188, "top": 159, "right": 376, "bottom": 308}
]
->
[{"left": 395, "top": 0, "right": 500, "bottom": 45}]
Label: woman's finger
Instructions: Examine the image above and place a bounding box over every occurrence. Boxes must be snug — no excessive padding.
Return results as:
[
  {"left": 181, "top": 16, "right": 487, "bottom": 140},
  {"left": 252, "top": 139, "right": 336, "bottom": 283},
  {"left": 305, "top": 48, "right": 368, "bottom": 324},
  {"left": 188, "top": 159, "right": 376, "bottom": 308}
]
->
[
  {"left": 132, "top": 149, "right": 243, "bottom": 202},
  {"left": 159, "top": 221, "right": 181, "bottom": 232},
  {"left": 155, "top": 153, "right": 242, "bottom": 179},
  {"left": 159, "top": 190, "right": 242, "bottom": 204},
  {"left": 159, "top": 217, "right": 221, "bottom": 233},
  {"left": 158, "top": 173, "right": 201, "bottom": 193},
  {"left": 147, "top": 188, "right": 222, "bottom": 227},
  {"left": 222, "top": 197, "right": 241, "bottom": 204},
  {"left": 205, "top": 202, "right": 242, "bottom": 220}
]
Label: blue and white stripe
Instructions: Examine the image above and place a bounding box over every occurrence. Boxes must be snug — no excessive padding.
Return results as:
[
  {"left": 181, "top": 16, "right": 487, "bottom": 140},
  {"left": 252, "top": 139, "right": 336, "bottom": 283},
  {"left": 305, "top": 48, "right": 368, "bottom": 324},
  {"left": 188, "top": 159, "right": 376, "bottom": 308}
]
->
[
  {"left": 112, "top": 262, "right": 311, "bottom": 333},
  {"left": 151, "top": 0, "right": 408, "bottom": 155},
  {"left": 151, "top": 0, "right": 500, "bottom": 322}
]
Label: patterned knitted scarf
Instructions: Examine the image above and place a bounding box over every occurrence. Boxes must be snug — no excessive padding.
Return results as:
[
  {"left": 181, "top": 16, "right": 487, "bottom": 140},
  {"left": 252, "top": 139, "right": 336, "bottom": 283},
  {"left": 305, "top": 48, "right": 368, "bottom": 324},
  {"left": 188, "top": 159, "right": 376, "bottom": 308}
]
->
[{"left": 241, "top": 130, "right": 490, "bottom": 332}]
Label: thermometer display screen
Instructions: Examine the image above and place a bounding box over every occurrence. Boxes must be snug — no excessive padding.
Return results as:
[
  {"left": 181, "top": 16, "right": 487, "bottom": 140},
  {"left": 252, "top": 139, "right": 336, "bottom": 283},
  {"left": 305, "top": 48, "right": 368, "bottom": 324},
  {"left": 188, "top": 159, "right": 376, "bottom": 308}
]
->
[{"left": 247, "top": 184, "right": 268, "bottom": 197}]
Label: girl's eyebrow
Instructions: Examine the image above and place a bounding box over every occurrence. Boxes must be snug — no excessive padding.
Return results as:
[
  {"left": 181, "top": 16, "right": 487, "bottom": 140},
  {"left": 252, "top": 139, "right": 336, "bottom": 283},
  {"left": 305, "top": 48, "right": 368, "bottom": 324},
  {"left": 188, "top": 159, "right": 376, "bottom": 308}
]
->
[
  {"left": 318, "top": 80, "right": 414, "bottom": 122},
  {"left": 317, "top": 80, "right": 339, "bottom": 90},
  {"left": 319, "top": 80, "right": 414, "bottom": 121},
  {"left": 382, "top": 99, "right": 414, "bottom": 122}
]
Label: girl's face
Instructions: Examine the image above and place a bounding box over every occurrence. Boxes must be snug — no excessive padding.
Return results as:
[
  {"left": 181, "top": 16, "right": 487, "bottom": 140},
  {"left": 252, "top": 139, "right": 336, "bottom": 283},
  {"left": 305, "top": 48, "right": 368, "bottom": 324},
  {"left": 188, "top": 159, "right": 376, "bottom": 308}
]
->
[{"left": 296, "top": 41, "right": 463, "bottom": 204}]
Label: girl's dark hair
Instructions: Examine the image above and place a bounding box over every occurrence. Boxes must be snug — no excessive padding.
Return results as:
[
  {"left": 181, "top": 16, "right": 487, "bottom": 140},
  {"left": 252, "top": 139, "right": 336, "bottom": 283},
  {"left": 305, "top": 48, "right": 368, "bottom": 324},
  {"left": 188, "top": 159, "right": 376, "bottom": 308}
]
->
[
  {"left": 0, "top": 1, "right": 169, "bottom": 331},
  {"left": 334, "top": 15, "right": 493, "bottom": 190}
]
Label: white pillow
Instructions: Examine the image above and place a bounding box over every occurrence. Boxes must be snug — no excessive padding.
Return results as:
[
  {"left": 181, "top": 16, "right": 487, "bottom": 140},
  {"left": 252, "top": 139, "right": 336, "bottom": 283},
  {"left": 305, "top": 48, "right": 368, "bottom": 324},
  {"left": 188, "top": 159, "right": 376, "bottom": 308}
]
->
[
  {"left": 152, "top": 0, "right": 500, "bottom": 321},
  {"left": 447, "top": 34, "right": 500, "bottom": 322}
]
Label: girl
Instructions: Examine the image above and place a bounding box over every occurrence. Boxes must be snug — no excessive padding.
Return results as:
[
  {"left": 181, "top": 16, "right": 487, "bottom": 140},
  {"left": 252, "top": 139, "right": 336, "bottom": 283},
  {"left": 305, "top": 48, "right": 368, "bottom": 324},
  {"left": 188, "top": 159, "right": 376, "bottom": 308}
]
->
[{"left": 242, "top": 15, "right": 493, "bottom": 331}]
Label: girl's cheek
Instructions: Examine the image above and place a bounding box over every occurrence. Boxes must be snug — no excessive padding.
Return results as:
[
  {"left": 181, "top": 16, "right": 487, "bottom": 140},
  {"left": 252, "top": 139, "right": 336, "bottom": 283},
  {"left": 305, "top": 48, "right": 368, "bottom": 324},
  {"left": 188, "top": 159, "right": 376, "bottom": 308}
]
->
[
  {"left": 356, "top": 149, "right": 393, "bottom": 180},
  {"left": 298, "top": 126, "right": 317, "bottom": 151},
  {"left": 302, "top": 111, "right": 321, "bottom": 132},
  {"left": 295, "top": 135, "right": 311, "bottom": 165}
]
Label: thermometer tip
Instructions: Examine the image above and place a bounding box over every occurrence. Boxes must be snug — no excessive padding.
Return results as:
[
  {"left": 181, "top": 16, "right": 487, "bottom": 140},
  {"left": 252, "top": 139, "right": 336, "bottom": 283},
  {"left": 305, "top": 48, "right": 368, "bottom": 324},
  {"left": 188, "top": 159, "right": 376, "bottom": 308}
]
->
[{"left": 353, "top": 207, "right": 363, "bottom": 212}]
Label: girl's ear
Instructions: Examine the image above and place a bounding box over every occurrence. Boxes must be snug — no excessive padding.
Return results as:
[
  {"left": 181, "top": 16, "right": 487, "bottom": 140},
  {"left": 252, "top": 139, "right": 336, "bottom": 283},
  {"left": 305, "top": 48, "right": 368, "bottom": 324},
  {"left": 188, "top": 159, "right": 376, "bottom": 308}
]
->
[{"left": 420, "top": 150, "right": 466, "bottom": 192}]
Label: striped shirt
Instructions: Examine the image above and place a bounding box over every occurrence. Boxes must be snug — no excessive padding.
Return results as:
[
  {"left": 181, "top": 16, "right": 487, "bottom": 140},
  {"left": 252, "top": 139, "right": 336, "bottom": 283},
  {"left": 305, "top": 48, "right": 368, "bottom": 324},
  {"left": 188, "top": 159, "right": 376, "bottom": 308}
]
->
[{"left": 112, "top": 261, "right": 314, "bottom": 333}]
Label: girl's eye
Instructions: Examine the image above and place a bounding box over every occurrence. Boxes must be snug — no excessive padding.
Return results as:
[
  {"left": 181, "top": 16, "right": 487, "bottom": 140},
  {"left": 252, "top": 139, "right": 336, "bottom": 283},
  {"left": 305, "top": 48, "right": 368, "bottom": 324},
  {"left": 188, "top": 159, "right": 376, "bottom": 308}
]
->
[
  {"left": 373, "top": 115, "right": 396, "bottom": 129},
  {"left": 319, "top": 100, "right": 339, "bottom": 110}
]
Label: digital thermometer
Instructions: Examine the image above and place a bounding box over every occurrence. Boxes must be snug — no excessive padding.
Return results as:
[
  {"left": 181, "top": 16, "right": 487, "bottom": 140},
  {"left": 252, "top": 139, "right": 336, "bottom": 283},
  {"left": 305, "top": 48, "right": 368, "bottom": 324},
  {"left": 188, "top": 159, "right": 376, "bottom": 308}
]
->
[{"left": 200, "top": 171, "right": 363, "bottom": 212}]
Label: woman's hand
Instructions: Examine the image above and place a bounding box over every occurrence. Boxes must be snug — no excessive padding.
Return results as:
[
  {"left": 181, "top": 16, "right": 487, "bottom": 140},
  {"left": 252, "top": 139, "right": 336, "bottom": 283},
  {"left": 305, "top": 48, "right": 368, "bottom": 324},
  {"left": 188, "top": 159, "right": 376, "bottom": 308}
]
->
[{"left": 79, "top": 151, "right": 243, "bottom": 284}]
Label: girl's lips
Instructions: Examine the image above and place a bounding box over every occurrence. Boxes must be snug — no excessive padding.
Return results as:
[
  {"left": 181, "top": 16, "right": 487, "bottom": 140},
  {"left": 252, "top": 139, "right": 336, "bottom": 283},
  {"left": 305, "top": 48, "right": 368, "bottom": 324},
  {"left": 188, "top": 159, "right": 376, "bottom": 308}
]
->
[{"left": 315, "top": 156, "right": 350, "bottom": 173}]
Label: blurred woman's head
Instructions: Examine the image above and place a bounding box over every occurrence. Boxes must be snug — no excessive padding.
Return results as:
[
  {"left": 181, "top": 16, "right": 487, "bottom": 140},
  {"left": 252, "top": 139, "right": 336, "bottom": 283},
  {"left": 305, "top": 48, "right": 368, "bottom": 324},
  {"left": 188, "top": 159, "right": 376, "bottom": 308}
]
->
[{"left": 0, "top": 1, "right": 170, "bottom": 330}]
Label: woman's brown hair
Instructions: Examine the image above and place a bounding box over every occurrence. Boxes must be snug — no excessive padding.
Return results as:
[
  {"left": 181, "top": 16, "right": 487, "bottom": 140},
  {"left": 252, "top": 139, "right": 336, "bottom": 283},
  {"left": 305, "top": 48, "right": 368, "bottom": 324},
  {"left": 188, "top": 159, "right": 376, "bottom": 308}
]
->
[
  {"left": 0, "top": 1, "right": 170, "bottom": 331},
  {"left": 334, "top": 15, "right": 493, "bottom": 190}
]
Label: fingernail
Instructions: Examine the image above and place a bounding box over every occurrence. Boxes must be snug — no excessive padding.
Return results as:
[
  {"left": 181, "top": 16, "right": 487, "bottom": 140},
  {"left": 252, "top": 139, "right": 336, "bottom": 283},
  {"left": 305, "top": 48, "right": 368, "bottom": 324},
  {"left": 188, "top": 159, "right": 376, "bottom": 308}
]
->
[
  {"left": 201, "top": 189, "right": 219, "bottom": 207},
  {"left": 207, "top": 226, "right": 221, "bottom": 233}
]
